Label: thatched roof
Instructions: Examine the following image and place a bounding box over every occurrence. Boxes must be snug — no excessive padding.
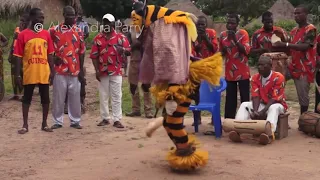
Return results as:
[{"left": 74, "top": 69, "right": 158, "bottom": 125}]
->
[
  {"left": 124, "top": 0, "right": 214, "bottom": 28},
  {"left": 0, "top": 0, "right": 82, "bottom": 17},
  {"left": 164, "top": 0, "right": 214, "bottom": 28},
  {"left": 212, "top": 22, "right": 227, "bottom": 36},
  {"left": 246, "top": 0, "right": 295, "bottom": 27}
]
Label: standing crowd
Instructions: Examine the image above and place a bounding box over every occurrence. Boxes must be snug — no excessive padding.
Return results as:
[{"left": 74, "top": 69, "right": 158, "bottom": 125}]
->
[{"left": 0, "top": 5, "right": 319, "bottom": 140}]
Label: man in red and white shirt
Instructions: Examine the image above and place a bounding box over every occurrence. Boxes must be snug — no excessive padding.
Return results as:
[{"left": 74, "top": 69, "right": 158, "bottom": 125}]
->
[
  {"left": 250, "top": 11, "right": 288, "bottom": 56},
  {"left": 191, "top": 16, "right": 218, "bottom": 125},
  {"left": 90, "top": 14, "right": 130, "bottom": 128},
  {"left": 50, "top": 6, "right": 85, "bottom": 130},
  {"left": 219, "top": 13, "right": 251, "bottom": 119},
  {"left": 229, "top": 56, "right": 287, "bottom": 145}
]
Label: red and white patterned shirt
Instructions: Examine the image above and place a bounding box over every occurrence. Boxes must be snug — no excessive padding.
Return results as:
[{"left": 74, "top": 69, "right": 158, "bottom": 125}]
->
[{"left": 90, "top": 31, "right": 130, "bottom": 76}]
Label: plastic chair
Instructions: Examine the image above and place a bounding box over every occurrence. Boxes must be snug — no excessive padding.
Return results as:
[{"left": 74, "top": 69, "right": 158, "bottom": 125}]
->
[{"left": 189, "top": 78, "right": 227, "bottom": 138}]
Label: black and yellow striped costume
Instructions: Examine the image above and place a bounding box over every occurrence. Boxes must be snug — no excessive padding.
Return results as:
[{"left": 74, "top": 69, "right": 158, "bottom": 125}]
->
[
  {"left": 131, "top": 5, "right": 198, "bottom": 48},
  {"left": 132, "top": 1, "right": 223, "bottom": 171}
]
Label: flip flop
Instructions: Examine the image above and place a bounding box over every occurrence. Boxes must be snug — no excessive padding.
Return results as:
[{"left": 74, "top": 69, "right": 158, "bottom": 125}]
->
[
  {"left": 97, "top": 119, "right": 110, "bottom": 126},
  {"left": 259, "top": 133, "right": 271, "bottom": 145},
  {"left": 18, "top": 128, "right": 28, "bottom": 134},
  {"left": 203, "top": 131, "right": 215, "bottom": 136},
  {"left": 229, "top": 131, "right": 242, "bottom": 143},
  {"left": 41, "top": 126, "right": 53, "bottom": 132}
]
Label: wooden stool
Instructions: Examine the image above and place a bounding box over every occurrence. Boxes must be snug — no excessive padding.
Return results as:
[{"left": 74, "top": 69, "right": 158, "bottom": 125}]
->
[{"left": 275, "top": 112, "right": 289, "bottom": 139}]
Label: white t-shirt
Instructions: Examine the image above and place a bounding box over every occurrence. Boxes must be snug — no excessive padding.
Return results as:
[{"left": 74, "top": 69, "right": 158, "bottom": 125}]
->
[{"left": 261, "top": 71, "right": 272, "bottom": 85}]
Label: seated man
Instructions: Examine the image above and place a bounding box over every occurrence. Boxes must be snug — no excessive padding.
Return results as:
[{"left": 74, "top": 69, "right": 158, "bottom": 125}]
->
[{"left": 229, "top": 55, "right": 287, "bottom": 145}]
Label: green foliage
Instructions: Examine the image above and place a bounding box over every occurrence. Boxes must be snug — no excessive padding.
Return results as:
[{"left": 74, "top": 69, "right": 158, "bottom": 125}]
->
[{"left": 0, "top": 19, "right": 18, "bottom": 53}]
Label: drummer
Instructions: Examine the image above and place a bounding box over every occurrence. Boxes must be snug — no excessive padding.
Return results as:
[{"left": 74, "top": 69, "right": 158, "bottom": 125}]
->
[
  {"left": 273, "top": 5, "right": 317, "bottom": 115},
  {"left": 250, "top": 11, "right": 288, "bottom": 57},
  {"left": 228, "top": 55, "right": 287, "bottom": 145}
]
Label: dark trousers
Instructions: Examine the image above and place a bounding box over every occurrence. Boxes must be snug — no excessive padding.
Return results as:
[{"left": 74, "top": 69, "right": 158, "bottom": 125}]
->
[
  {"left": 315, "top": 71, "right": 320, "bottom": 113},
  {"left": 224, "top": 79, "right": 250, "bottom": 119},
  {"left": 22, "top": 84, "right": 50, "bottom": 105}
]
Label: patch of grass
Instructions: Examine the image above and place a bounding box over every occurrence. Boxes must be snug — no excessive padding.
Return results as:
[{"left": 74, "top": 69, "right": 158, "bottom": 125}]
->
[{"left": 2, "top": 54, "right": 13, "bottom": 95}]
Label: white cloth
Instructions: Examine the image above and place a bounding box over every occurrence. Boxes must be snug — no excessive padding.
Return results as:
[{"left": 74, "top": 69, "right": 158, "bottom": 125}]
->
[
  {"left": 261, "top": 71, "right": 272, "bottom": 85},
  {"left": 165, "top": 100, "right": 177, "bottom": 115},
  {"left": 99, "top": 75, "right": 122, "bottom": 121},
  {"left": 52, "top": 74, "right": 81, "bottom": 125},
  {"left": 235, "top": 101, "right": 285, "bottom": 132}
]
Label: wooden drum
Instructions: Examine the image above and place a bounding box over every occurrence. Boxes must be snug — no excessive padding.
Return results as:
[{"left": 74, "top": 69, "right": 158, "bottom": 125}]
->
[
  {"left": 223, "top": 119, "right": 272, "bottom": 136},
  {"left": 260, "top": 52, "right": 288, "bottom": 77},
  {"left": 298, "top": 111, "right": 320, "bottom": 138}
]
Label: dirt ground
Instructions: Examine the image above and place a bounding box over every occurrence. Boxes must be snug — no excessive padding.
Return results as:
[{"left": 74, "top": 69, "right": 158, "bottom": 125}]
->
[{"left": 0, "top": 59, "right": 320, "bottom": 180}]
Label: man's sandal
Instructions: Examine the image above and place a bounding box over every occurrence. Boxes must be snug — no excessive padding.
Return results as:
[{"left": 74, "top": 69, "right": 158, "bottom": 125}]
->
[
  {"left": 18, "top": 128, "right": 28, "bottom": 134},
  {"left": 229, "top": 131, "right": 242, "bottom": 143},
  {"left": 259, "top": 133, "right": 272, "bottom": 145},
  {"left": 41, "top": 126, "right": 53, "bottom": 132}
]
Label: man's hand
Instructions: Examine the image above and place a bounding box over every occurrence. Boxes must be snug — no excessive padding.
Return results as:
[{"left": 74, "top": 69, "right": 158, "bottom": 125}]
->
[
  {"left": 228, "top": 30, "right": 237, "bottom": 42},
  {"left": 78, "top": 71, "right": 86, "bottom": 84},
  {"left": 116, "top": 46, "right": 124, "bottom": 54},
  {"left": 250, "top": 111, "right": 260, "bottom": 120},
  {"left": 317, "top": 60, "right": 320, "bottom": 69},
  {"left": 8, "top": 54, "right": 12, "bottom": 63},
  {"left": 221, "top": 46, "right": 228, "bottom": 55},
  {"left": 95, "top": 71, "right": 101, "bottom": 82},
  {"left": 272, "top": 41, "right": 286, "bottom": 48},
  {"left": 15, "top": 76, "right": 22, "bottom": 90},
  {"left": 49, "top": 72, "right": 55, "bottom": 85},
  {"left": 257, "top": 109, "right": 267, "bottom": 120},
  {"left": 197, "top": 27, "right": 206, "bottom": 37},
  {"left": 54, "top": 56, "right": 63, "bottom": 66}
]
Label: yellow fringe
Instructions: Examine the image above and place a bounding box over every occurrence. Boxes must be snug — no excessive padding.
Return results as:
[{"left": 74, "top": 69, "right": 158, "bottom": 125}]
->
[
  {"left": 166, "top": 134, "right": 208, "bottom": 170},
  {"left": 150, "top": 52, "right": 223, "bottom": 106}
]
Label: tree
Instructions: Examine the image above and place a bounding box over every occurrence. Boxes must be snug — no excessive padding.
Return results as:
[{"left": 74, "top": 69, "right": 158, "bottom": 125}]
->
[
  {"left": 195, "top": 0, "right": 276, "bottom": 25},
  {"left": 80, "top": 0, "right": 170, "bottom": 20},
  {"left": 80, "top": 0, "right": 133, "bottom": 20}
]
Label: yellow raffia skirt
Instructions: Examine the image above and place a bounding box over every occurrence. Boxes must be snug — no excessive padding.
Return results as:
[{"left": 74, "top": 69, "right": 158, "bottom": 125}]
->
[{"left": 150, "top": 52, "right": 223, "bottom": 170}]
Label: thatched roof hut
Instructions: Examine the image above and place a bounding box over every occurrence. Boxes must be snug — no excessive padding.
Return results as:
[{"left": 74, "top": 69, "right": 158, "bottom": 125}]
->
[
  {"left": 164, "top": 0, "right": 214, "bottom": 28},
  {"left": 124, "top": 0, "right": 214, "bottom": 28},
  {"left": 0, "top": 0, "right": 82, "bottom": 22},
  {"left": 245, "top": 0, "right": 295, "bottom": 28}
]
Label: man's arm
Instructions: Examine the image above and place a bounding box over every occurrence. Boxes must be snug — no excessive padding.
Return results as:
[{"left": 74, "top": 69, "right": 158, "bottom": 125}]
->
[
  {"left": 48, "top": 54, "right": 55, "bottom": 73},
  {"left": 274, "top": 28, "right": 316, "bottom": 51},
  {"left": 79, "top": 36, "right": 86, "bottom": 73},
  {"left": 234, "top": 31, "right": 250, "bottom": 56},
  {"left": 219, "top": 33, "right": 227, "bottom": 56},
  {"left": 250, "top": 32, "right": 268, "bottom": 55},
  {"left": 84, "top": 23, "right": 89, "bottom": 40},
  {"left": 89, "top": 37, "right": 101, "bottom": 81},
  {"left": 259, "top": 74, "right": 286, "bottom": 114},
  {"left": 0, "top": 33, "right": 8, "bottom": 47},
  {"left": 203, "top": 30, "right": 216, "bottom": 53},
  {"left": 121, "top": 34, "right": 131, "bottom": 56},
  {"left": 12, "top": 33, "right": 24, "bottom": 88},
  {"left": 250, "top": 77, "right": 261, "bottom": 112},
  {"left": 8, "top": 32, "right": 18, "bottom": 63}
]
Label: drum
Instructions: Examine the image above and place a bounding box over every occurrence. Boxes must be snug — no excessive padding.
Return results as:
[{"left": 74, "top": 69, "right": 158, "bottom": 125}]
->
[
  {"left": 298, "top": 111, "right": 320, "bottom": 138},
  {"left": 260, "top": 52, "right": 288, "bottom": 77},
  {"left": 223, "top": 119, "right": 272, "bottom": 136}
]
